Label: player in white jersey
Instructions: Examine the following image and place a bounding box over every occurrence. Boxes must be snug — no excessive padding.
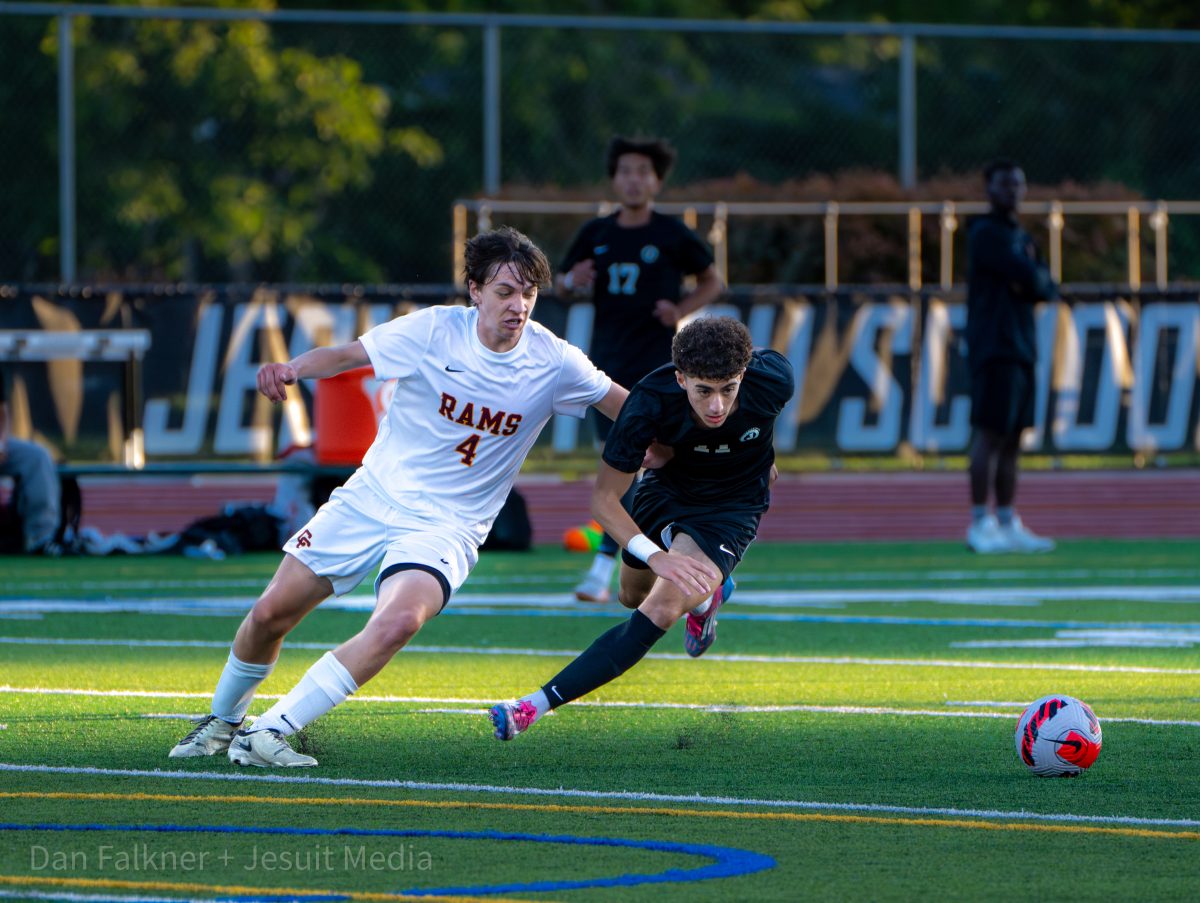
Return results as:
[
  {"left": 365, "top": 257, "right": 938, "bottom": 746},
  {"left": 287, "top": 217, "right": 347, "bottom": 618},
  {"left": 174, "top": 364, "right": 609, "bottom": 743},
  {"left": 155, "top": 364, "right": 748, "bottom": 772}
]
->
[{"left": 168, "top": 227, "right": 627, "bottom": 767}]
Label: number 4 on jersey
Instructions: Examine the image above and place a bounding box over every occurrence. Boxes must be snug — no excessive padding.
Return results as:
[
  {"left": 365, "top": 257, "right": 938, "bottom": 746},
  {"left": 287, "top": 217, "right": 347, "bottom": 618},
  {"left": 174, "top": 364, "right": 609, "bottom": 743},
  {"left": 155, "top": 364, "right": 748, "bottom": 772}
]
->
[{"left": 455, "top": 433, "right": 481, "bottom": 466}]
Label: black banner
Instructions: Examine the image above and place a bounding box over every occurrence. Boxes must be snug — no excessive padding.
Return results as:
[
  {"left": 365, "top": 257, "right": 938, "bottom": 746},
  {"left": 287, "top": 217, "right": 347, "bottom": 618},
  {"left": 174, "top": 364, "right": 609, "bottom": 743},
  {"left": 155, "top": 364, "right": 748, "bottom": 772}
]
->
[{"left": 2, "top": 286, "right": 1198, "bottom": 460}]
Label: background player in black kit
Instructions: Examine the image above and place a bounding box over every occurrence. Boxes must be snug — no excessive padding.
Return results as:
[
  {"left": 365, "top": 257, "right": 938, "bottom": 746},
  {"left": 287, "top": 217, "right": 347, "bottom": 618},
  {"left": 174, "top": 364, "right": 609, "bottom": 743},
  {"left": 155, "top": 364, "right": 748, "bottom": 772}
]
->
[
  {"left": 965, "top": 158, "right": 1057, "bottom": 555},
  {"left": 489, "top": 317, "right": 794, "bottom": 741},
  {"left": 561, "top": 135, "right": 725, "bottom": 603}
]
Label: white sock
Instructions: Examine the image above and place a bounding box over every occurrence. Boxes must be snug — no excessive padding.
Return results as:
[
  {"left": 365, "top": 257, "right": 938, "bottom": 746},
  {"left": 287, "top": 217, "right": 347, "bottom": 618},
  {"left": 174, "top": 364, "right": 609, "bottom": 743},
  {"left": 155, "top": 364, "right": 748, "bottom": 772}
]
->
[
  {"left": 210, "top": 652, "right": 274, "bottom": 724},
  {"left": 689, "top": 598, "right": 712, "bottom": 617},
  {"left": 587, "top": 553, "right": 616, "bottom": 583},
  {"left": 518, "top": 689, "right": 551, "bottom": 724},
  {"left": 253, "top": 652, "right": 358, "bottom": 737}
]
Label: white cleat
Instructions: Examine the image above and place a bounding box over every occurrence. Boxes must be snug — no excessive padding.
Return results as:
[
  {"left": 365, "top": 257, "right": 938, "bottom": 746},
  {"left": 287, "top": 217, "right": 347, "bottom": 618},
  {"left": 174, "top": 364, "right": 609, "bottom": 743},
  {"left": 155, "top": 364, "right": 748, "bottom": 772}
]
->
[
  {"left": 573, "top": 570, "right": 611, "bottom": 603},
  {"left": 966, "top": 515, "right": 1012, "bottom": 554},
  {"left": 999, "top": 516, "right": 1055, "bottom": 554},
  {"left": 227, "top": 728, "right": 317, "bottom": 768},
  {"left": 168, "top": 714, "right": 241, "bottom": 758}
]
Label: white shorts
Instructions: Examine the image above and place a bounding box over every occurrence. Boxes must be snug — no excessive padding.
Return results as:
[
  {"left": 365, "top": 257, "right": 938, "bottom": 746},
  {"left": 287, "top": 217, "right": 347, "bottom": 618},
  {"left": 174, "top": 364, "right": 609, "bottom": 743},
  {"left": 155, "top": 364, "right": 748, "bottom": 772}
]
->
[{"left": 283, "top": 471, "right": 479, "bottom": 605}]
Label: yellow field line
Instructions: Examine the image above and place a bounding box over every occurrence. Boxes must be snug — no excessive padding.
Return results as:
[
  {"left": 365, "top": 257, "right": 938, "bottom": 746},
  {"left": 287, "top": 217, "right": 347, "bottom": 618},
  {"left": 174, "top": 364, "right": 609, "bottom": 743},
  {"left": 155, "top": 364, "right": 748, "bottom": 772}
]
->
[
  {"left": 3, "top": 790, "right": 1197, "bottom": 842},
  {"left": 0, "top": 873, "right": 537, "bottom": 902}
]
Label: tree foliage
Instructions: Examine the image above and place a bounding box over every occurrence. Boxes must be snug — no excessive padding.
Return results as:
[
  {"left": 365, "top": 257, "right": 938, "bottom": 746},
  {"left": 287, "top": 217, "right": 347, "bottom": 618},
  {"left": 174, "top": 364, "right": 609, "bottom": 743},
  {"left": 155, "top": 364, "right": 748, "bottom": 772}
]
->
[{"left": 2, "top": 0, "right": 1198, "bottom": 283}]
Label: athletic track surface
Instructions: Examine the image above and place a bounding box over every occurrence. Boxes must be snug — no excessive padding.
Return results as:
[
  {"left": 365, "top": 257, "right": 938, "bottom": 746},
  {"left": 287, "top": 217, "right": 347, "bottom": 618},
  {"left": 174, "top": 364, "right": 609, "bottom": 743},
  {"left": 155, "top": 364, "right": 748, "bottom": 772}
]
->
[{"left": 59, "top": 469, "right": 1200, "bottom": 543}]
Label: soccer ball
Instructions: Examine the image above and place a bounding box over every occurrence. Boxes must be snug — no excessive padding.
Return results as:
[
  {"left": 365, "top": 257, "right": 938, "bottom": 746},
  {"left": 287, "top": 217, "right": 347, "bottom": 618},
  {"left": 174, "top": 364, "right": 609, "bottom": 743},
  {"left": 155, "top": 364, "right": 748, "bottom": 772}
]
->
[{"left": 1015, "top": 694, "right": 1102, "bottom": 777}]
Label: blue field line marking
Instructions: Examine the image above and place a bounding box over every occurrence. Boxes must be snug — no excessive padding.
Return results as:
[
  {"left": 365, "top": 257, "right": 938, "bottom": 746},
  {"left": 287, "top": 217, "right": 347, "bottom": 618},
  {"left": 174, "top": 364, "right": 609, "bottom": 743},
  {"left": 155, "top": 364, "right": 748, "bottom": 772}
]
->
[
  {"left": 6, "top": 583, "right": 1200, "bottom": 614},
  {"left": 0, "top": 823, "right": 775, "bottom": 895},
  {"left": 447, "top": 610, "right": 1200, "bottom": 629},
  {"left": 4, "top": 606, "right": 1199, "bottom": 630}
]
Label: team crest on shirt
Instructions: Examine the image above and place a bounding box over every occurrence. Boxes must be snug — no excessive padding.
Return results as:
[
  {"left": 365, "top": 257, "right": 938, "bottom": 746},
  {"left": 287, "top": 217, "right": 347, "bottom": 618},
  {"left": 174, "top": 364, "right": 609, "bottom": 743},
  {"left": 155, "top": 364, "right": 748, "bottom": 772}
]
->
[
  {"left": 640, "top": 245, "right": 660, "bottom": 263},
  {"left": 740, "top": 428, "right": 761, "bottom": 442}
]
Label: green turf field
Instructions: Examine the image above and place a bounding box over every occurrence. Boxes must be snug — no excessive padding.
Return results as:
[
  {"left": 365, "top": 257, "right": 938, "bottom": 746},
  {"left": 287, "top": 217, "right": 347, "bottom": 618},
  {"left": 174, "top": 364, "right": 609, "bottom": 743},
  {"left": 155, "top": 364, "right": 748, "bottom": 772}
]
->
[{"left": 1, "top": 539, "right": 1197, "bottom": 902}]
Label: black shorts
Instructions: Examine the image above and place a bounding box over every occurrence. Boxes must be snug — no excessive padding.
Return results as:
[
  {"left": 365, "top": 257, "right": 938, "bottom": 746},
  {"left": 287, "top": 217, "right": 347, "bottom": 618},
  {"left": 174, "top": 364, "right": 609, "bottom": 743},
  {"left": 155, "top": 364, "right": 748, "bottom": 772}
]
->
[
  {"left": 970, "top": 360, "right": 1035, "bottom": 437},
  {"left": 620, "top": 478, "right": 762, "bottom": 582}
]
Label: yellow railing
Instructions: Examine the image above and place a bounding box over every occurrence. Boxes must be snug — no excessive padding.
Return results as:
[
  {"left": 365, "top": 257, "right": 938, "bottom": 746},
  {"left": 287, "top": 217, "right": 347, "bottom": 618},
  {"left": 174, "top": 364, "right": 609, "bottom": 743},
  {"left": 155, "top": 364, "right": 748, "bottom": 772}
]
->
[{"left": 453, "top": 199, "right": 1200, "bottom": 291}]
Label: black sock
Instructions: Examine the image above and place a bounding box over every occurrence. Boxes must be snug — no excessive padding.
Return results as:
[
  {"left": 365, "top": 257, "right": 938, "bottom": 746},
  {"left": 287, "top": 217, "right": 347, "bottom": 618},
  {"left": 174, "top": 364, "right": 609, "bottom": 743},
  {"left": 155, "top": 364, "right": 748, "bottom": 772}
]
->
[{"left": 541, "top": 610, "right": 666, "bottom": 708}]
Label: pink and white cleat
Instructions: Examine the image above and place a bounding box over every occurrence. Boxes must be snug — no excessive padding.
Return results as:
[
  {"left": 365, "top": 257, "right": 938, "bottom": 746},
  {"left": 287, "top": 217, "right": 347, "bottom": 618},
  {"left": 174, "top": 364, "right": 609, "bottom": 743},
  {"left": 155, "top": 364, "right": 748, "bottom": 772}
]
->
[
  {"left": 489, "top": 700, "right": 540, "bottom": 741},
  {"left": 684, "top": 575, "right": 734, "bottom": 658}
]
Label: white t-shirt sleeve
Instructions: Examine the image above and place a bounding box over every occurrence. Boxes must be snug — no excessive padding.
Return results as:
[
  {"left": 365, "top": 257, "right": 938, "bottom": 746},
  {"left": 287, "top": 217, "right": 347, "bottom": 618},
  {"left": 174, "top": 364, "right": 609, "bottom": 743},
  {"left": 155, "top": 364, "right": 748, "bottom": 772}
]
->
[
  {"left": 553, "top": 342, "right": 613, "bottom": 417},
  {"left": 359, "top": 309, "right": 436, "bottom": 380}
]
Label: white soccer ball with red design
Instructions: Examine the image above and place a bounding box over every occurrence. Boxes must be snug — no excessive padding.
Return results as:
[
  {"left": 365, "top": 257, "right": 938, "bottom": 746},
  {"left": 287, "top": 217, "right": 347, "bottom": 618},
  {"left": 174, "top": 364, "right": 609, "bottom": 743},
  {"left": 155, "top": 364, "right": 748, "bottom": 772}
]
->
[{"left": 1015, "top": 694, "right": 1102, "bottom": 777}]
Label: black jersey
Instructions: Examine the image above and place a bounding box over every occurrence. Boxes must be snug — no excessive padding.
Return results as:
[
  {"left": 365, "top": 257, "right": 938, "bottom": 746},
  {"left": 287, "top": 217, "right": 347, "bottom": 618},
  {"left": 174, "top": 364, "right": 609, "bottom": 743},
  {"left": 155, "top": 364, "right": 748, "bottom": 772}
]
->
[
  {"left": 560, "top": 211, "right": 714, "bottom": 388},
  {"left": 603, "top": 350, "right": 794, "bottom": 509},
  {"left": 965, "top": 211, "right": 1058, "bottom": 372}
]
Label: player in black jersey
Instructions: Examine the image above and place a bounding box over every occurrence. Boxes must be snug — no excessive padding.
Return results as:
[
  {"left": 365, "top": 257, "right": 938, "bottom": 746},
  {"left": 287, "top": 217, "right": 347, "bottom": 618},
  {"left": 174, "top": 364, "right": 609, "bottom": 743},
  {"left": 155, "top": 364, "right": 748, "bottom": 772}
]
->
[
  {"left": 561, "top": 136, "right": 725, "bottom": 603},
  {"left": 965, "top": 159, "right": 1057, "bottom": 554},
  {"left": 489, "top": 317, "right": 794, "bottom": 741}
]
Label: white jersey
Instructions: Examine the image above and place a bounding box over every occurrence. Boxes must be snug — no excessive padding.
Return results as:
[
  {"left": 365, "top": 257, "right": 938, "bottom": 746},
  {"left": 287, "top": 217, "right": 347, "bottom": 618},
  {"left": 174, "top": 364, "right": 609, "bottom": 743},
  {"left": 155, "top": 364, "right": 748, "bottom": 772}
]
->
[{"left": 357, "top": 305, "right": 611, "bottom": 545}]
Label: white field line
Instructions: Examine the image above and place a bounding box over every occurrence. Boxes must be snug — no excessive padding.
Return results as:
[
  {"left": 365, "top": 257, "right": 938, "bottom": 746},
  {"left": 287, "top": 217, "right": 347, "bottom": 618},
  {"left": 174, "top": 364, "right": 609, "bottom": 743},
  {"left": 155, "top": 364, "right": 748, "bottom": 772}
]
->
[
  {"left": 6, "top": 584, "right": 1200, "bottom": 616},
  {"left": 0, "top": 892, "right": 190, "bottom": 903},
  {"left": 14, "top": 634, "right": 1200, "bottom": 675},
  {"left": 948, "top": 701, "right": 1029, "bottom": 708},
  {"left": 3, "top": 636, "right": 1200, "bottom": 674},
  {"left": 952, "top": 627, "right": 1200, "bottom": 649},
  {"left": 954, "top": 639, "right": 1197, "bottom": 648},
  {"left": 1, "top": 762, "right": 1196, "bottom": 830},
  {"left": 9, "top": 566, "right": 1200, "bottom": 593},
  {"left": 1, "top": 686, "right": 1196, "bottom": 727}
]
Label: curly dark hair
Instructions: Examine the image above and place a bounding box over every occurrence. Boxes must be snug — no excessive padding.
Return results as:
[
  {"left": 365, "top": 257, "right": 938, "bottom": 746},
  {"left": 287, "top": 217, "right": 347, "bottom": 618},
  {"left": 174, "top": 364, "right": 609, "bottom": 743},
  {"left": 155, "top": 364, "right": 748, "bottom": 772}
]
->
[
  {"left": 672, "top": 316, "right": 753, "bottom": 382},
  {"left": 463, "top": 226, "right": 552, "bottom": 290},
  {"left": 606, "top": 135, "right": 677, "bottom": 180}
]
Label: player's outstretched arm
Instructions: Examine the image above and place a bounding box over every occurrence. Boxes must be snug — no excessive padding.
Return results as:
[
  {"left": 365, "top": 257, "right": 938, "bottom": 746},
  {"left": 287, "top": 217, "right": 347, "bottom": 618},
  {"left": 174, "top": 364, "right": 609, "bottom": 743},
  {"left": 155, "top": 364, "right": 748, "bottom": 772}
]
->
[
  {"left": 556, "top": 258, "right": 596, "bottom": 297},
  {"left": 591, "top": 462, "right": 718, "bottom": 597},
  {"left": 257, "top": 340, "right": 371, "bottom": 403},
  {"left": 592, "top": 382, "right": 629, "bottom": 423}
]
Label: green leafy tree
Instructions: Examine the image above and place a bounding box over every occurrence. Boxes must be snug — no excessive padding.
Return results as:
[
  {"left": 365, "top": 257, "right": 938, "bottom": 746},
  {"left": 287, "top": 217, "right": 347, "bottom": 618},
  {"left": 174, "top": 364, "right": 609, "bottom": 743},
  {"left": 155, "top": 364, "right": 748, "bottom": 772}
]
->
[
  {"left": 5, "top": 0, "right": 1200, "bottom": 283},
  {"left": 3, "top": 1, "right": 450, "bottom": 281}
]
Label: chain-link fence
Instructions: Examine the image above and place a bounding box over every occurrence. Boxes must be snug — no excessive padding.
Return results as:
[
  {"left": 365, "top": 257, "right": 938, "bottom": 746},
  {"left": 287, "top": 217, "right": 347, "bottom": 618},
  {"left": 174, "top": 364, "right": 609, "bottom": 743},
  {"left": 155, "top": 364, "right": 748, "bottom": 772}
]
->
[{"left": 3, "top": 9, "right": 1200, "bottom": 285}]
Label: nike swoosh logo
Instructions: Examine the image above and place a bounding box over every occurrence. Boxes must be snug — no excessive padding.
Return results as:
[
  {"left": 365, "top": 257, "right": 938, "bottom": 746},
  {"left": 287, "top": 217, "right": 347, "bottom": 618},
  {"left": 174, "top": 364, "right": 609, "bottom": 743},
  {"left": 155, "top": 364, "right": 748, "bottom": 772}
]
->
[
  {"left": 594, "top": 245, "right": 607, "bottom": 255},
  {"left": 550, "top": 685, "right": 562, "bottom": 700},
  {"left": 719, "top": 544, "right": 736, "bottom": 557},
  {"left": 445, "top": 365, "right": 464, "bottom": 372},
  {"left": 440, "top": 558, "right": 449, "bottom": 565}
]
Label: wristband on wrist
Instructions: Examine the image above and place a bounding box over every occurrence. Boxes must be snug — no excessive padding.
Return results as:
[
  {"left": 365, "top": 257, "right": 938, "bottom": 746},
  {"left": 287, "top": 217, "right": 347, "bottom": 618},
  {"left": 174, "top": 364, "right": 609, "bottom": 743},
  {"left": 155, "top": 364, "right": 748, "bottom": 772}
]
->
[{"left": 626, "top": 533, "right": 660, "bottom": 564}]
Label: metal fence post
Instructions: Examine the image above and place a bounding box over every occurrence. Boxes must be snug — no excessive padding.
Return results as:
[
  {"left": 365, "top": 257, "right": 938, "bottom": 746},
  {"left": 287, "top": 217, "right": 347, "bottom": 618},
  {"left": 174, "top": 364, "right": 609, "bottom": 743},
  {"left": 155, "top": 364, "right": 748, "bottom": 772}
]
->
[
  {"left": 1048, "top": 201, "right": 1064, "bottom": 283},
  {"left": 483, "top": 21, "right": 501, "bottom": 196},
  {"left": 57, "top": 12, "right": 76, "bottom": 283},
  {"left": 823, "top": 202, "right": 840, "bottom": 289},
  {"left": 1126, "top": 205, "right": 1141, "bottom": 290},
  {"left": 907, "top": 206, "right": 922, "bottom": 290},
  {"left": 1150, "top": 201, "right": 1168, "bottom": 288},
  {"left": 938, "top": 201, "right": 957, "bottom": 289},
  {"left": 452, "top": 203, "right": 468, "bottom": 286},
  {"left": 898, "top": 32, "right": 917, "bottom": 190}
]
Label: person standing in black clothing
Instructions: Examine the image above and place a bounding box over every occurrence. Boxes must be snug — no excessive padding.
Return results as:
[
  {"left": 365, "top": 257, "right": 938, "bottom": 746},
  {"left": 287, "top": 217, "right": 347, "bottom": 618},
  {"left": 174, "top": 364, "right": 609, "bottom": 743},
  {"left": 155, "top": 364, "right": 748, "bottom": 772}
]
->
[
  {"left": 489, "top": 317, "right": 793, "bottom": 740},
  {"left": 560, "top": 136, "right": 725, "bottom": 602},
  {"left": 0, "top": 373, "right": 62, "bottom": 555},
  {"left": 965, "top": 159, "right": 1057, "bottom": 554}
]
